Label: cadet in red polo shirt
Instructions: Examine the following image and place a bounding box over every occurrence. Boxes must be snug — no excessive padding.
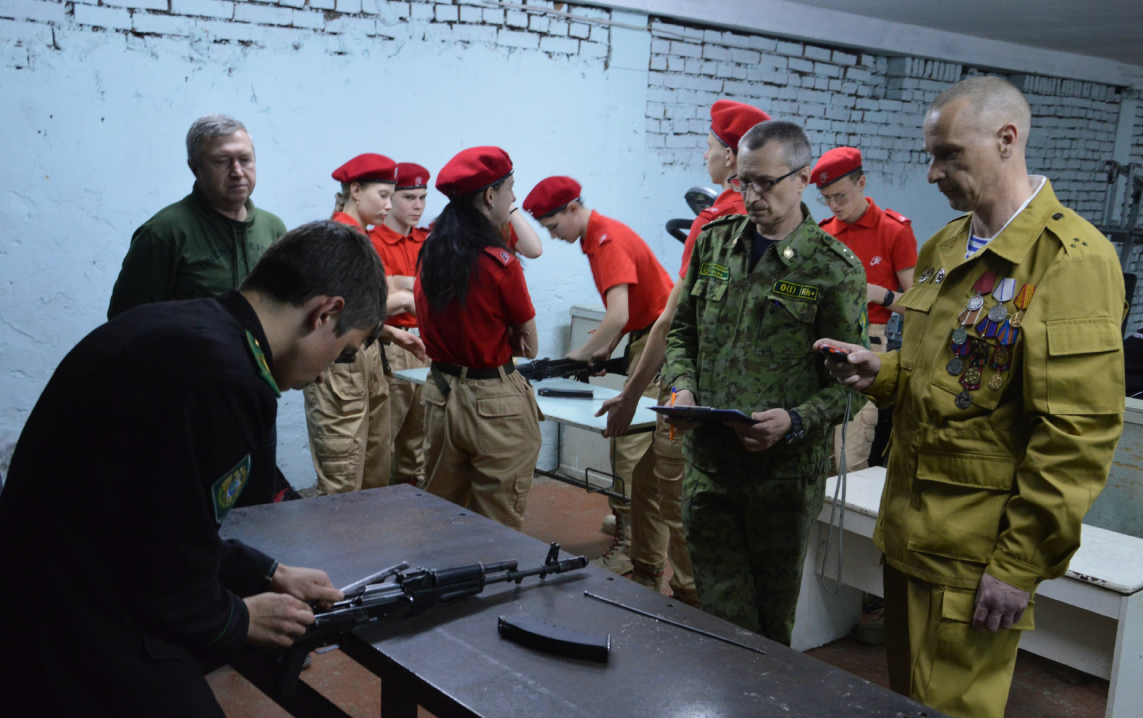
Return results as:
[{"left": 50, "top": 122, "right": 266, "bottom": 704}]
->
[
  {"left": 524, "top": 177, "right": 672, "bottom": 575},
  {"left": 415, "top": 147, "right": 543, "bottom": 531},
  {"left": 593, "top": 99, "right": 770, "bottom": 596},
  {"left": 372, "top": 162, "right": 432, "bottom": 486},
  {"left": 812, "top": 146, "right": 917, "bottom": 473}
]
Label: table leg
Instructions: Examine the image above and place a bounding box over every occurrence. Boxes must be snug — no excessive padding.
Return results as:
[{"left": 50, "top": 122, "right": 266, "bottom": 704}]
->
[
  {"left": 230, "top": 651, "right": 351, "bottom": 718},
  {"left": 1107, "top": 591, "right": 1143, "bottom": 718}
]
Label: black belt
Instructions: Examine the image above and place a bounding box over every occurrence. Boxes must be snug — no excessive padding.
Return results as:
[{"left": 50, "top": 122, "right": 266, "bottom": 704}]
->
[
  {"left": 627, "top": 322, "right": 655, "bottom": 346},
  {"left": 429, "top": 361, "right": 515, "bottom": 399}
]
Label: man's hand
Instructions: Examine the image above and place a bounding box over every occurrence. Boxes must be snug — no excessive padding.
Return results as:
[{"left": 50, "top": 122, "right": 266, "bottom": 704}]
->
[
  {"left": 385, "top": 328, "right": 427, "bottom": 362},
  {"left": 813, "top": 338, "right": 881, "bottom": 392},
  {"left": 244, "top": 593, "right": 315, "bottom": 648},
  {"left": 664, "top": 389, "right": 701, "bottom": 432},
  {"left": 270, "top": 564, "right": 344, "bottom": 609},
  {"left": 973, "top": 573, "right": 1030, "bottom": 633},
  {"left": 731, "top": 409, "right": 792, "bottom": 452},
  {"left": 596, "top": 392, "right": 639, "bottom": 437}
]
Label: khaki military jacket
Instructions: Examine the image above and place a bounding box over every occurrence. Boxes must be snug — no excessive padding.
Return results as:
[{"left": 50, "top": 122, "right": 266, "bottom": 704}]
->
[
  {"left": 867, "top": 178, "right": 1125, "bottom": 592},
  {"left": 663, "top": 205, "right": 869, "bottom": 478}
]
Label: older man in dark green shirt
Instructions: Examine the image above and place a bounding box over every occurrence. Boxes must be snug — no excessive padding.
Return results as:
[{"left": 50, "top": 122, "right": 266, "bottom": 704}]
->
[
  {"left": 663, "top": 120, "right": 868, "bottom": 646},
  {"left": 108, "top": 114, "right": 286, "bottom": 319}
]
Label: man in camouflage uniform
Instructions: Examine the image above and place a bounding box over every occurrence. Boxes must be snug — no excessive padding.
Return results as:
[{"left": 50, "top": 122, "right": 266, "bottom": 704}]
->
[{"left": 662, "top": 121, "right": 868, "bottom": 645}]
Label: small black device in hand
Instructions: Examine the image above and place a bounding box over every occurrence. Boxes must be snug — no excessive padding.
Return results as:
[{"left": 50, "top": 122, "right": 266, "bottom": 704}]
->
[{"left": 817, "top": 344, "right": 851, "bottom": 361}]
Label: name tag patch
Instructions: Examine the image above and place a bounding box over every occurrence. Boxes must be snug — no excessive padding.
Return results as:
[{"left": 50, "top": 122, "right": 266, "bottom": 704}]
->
[
  {"left": 699, "top": 262, "right": 729, "bottom": 281},
  {"left": 772, "top": 280, "right": 820, "bottom": 302},
  {"left": 212, "top": 454, "right": 251, "bottom": 523}
]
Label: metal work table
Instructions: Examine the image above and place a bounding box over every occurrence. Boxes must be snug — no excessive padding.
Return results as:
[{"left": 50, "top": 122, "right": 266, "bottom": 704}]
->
[
  {"left": 221, "top": 485, "right": 939, "bottom": 718},
  {"left": 392, "top": 368, "right": 659, "bottom": 502}
]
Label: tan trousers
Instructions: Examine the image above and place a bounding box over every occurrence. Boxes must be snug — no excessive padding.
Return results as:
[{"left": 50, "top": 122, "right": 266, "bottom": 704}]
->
[
  {"left": 831, "top": 322, "right": 886, "bottom": 474},
  {"left": 884, "top": 563, "right": 1033, "bottom": 718},
  {"left": 629, "top": 383, "right": 697, "bottom": 602},
  {"left": 387, "top": 339, "right": 429, "bottom": 486},
  {"left": 422, "top": 367, "right": 542, "bottom": 531},
  {"left": 303, "top": 341, "right": 391, "bottom": 495},
  {"left": 610, "top": 334, "right": 656, "bottom": 518}
]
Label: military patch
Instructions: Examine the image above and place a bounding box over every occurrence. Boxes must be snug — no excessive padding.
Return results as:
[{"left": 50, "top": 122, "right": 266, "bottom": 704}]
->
[
  {"left": 859, "top": 304, "right": 870, "bottom": 348},
  {"left": 245, "top": 330, "right": 281, "bottom": 398},
  {"left": 699, "top": 262, "right": 730, "bottom": 281},
  {"left": 917, "top": 268, "right": 933, "bottom": 283},
  {"left": 212, "top": 454, "right": 251, "bottom": 523},
  {"left": 772, "top": 280, "right": 820, "bottom": 302}
]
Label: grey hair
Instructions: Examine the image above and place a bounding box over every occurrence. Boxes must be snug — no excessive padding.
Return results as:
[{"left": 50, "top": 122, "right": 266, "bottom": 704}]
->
[
  {"left": 186, "top": 114, "right": 248, "bottom": 170},
  {"left": 930, "top": 76, "right": 1032, "bottom": 147},
  {"left": 739, "top": 120, "right": 812, "bottom": 172}
]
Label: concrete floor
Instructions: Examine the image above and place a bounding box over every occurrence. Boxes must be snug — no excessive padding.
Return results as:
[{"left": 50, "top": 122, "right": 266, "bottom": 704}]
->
[{"left": 207, "top": 476, "right": 1110, "bottom": 717}]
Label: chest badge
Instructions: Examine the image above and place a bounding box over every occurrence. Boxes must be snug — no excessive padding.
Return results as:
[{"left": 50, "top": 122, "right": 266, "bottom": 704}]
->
[
  {"left": 783, "top": 247, "right": 795, "bottom": 260},
  {"left": 933, "top": 268, "right": 947, "bottom": 284},
  {"left": 917, "top": 268, "right": 933, "bottom": 283},
  {"left": 245, "top": 330, "right": 281, "bottom": 398},
  {"left": 212, "top": 454, "right": 251, "bottom": 523}
]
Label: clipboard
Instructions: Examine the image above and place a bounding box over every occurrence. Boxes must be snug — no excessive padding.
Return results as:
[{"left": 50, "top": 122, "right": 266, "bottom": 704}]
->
[{"left": 650, "top": 405, "right": 756, "bottom": 424}]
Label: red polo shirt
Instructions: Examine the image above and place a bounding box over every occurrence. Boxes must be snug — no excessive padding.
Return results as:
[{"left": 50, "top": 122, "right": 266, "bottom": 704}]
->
[
  {"left": 581, "top": 211, "right": 672, "bottom": 333},
  {"left": 331, "top": 211, "right": 365, "bottom": 233},
  {"left": 818, "top": 197, "right": 918, "bottom": 325},
  {"left": 679, "top": 188, "right": 746, "bottom": 279},
  {"left": 370, "top": 224, "right": 429, "bottom": 328},
  {"left": 415, "top": 246, "right": 535, "bottom": 369}
]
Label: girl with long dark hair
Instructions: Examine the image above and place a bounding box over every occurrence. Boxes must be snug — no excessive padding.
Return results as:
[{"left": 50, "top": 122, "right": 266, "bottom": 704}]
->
[{"left": 415, "top": 147, "right": 541, "bottom": 530}]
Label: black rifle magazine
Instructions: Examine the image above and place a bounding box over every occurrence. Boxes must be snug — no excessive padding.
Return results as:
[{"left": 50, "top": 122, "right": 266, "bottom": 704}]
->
[{"left": 497, "top": 614, "right": 611, "bottom": 663}]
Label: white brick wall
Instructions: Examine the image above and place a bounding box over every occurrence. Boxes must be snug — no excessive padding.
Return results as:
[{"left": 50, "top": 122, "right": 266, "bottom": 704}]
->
[{"left": 1, "top": 0, "right": 613, "bottom": 58}]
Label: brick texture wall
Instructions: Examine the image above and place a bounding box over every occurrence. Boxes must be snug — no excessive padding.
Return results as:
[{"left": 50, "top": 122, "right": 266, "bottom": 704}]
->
[{"left": 0, "top": 0, "right": 613, "bottom": 61}]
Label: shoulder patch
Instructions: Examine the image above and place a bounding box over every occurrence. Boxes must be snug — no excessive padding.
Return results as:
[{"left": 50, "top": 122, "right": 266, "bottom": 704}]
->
[
  {"left": 212, "top": 454, "right": 251, "bottom": 523},
  {"left": 884, "top": 209, "right": 911, "bottom": 226},
  {"left": 245, "top": 330, "right": 280, "bottom": 398},
  {"left": 483, "top": 245, "right": 516, "bottom": 266}
]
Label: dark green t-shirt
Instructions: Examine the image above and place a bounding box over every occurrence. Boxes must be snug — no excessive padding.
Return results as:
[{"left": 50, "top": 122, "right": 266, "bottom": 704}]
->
[{"left": 107, "top": 184, "right": 287, "bottom": 319}]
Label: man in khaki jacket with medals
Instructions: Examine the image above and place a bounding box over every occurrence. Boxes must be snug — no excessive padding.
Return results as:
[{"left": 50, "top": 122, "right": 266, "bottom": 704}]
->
[{"left": 818, "top": 76, "right": 1125, "bottom": 718}]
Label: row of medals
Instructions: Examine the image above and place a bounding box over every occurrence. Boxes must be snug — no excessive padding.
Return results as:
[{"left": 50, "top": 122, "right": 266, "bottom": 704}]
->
[{"left": 946, "top": 278, "right": 1033, "bottom": 410}]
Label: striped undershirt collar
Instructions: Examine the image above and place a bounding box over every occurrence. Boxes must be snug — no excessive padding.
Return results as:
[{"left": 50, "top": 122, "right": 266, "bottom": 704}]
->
[{"left": 965, "top": 175, "right": 1047, "bottom": 260}]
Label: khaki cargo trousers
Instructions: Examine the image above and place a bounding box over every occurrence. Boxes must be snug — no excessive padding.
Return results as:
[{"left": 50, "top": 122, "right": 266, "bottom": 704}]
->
[
  {"left": 629, "top": 382, "right": 697, "bottom": 603},
  {"left": 422, "top": 366, "right": 542, "bottom": 531},
  {"left": 303, "top": 341, "right": 391, "bottom": 495},
  {"left": 387, "top": 338, "right": 429, "bottom": 486},
  {"left": 883, "top": 563, "right": 1033, "bottom": 718}
]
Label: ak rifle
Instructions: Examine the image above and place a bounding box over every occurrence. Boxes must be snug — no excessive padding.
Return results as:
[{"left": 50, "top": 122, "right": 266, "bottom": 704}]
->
[
  {"left": 516, "top": 356, "right": 627, "bottom": 383},
  {"left": 275, "top": 543, "right": 588, "bottom": 697}
]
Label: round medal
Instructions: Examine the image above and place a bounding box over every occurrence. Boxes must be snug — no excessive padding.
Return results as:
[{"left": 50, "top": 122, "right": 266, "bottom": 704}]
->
[
  {"left": 946, "top": 357, "right": 964, "bottom": 376},
  {"left": 988, "top": 304, "right": 1008, "bottom": 323},
  {"left": 955, "top": 391, "right": 972, "bottom": 409},
  {"left": 1010, "top": 310, "right": 1024, "bottom": 328},
  {"left": 951, "top": 327, "right": 968, "bottom": 345},
  {"left": 967, "top": 295, "right": 984, "bottom": 311},
  {"left": 964, "top": 367, "right": 982, "bottom": 384},
  {"left": 993, "top": 346, "right": 1011, "bottom": 366},
  {"left": 988, "top": 373, "right": 1004, "bottom": 391}
]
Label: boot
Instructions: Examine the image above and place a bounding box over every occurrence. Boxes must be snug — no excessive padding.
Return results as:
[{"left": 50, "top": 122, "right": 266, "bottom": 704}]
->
[{"left": 591, "top": 512, "right": 633, "bottom": 576}]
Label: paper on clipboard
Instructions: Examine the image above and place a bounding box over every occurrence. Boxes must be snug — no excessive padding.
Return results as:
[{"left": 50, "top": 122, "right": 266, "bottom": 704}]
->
[{"left": 650, "top": 405, "right": 756, "bottom": 424}]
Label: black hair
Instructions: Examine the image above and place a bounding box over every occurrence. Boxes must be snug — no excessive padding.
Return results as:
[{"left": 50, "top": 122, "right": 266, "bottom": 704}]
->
[
  {"left": 417, "top": 180, "right": 510, "bottom": 311},
  {"left": 242, "top": 220, "right": 388, "bottom": 336}
]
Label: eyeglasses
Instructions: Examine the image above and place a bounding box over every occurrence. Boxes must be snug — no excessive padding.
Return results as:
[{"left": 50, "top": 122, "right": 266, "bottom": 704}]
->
[
  {"left": 817, "top": 190, "right": 855, "bottom": 207},
  {"left": 729, "top": 166, "right": 807, "bottom": 196}
]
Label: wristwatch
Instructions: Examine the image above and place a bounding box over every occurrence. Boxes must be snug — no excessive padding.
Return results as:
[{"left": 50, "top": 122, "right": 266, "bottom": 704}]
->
[
  {"left": 882, "top": 289, "right": 895, "bottom": 307},
  {"left": 785, "top": 410, "right": 805, "bottom": 444}
]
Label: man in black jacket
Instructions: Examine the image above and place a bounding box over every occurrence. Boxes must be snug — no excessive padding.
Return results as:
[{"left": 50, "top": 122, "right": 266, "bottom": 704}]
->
[{"left": 0, "top": 221, "right": 388, "bottom": 716}]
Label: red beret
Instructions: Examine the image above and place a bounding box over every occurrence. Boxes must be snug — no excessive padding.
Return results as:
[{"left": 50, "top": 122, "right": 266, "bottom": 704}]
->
[
  {"left": 523, "top": 176, "right": 582, "bottom": 219},
  {"left": 812, "top": 147, "right": 863, "bottom": 188},
  {"left": 395, "top": 162, "right": 430, "bottom": 190},
  {"left": 710, "top": 100, "right": 771, "bottom": 152},
  {"left": 331, "top": 153, "right": 397, "bottom": 184},
  {"left": 435, "top": 146, "right": 513, "bottom": 200}
]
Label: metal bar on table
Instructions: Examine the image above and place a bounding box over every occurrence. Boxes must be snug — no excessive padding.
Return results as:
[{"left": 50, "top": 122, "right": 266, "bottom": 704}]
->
[{"left": 583, "top": 591, "right": 767, "bottom": 656}]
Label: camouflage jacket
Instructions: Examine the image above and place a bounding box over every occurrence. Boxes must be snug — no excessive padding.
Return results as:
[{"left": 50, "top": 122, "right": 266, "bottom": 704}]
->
[{"left": 663, "top": 205, "right": 869, "bottom": 478}]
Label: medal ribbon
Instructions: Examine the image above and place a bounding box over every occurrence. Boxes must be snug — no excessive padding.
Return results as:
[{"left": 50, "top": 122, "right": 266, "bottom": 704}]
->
[
  {"left": 973, "top": 271, "right": 998, "bottom": 295},
  {"left": 1015, "top": 284, "right": 1036, "bottom": 310}
]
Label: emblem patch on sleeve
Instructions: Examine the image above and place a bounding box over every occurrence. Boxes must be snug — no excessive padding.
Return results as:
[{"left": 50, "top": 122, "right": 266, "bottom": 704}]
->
[
  {"left": 772, "top": 280, "right": 820, "bottom": 302},
  {"left": 859, "top": 305, "right": 870, "bottom": 348},
  {"left": 698, "top": 262, "right": 730, "bottom": 280},
  {"left": 212, "top": 454, "right": 251, "bottom": 523}
]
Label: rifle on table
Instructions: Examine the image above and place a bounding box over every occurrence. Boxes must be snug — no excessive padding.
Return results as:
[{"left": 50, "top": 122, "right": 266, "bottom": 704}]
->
[
  {"left": 516, "top": 357, "right": 628, "bottom": 383},
  {"left": 275, "top": 542, "right": 588, "bottom": 697}
]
